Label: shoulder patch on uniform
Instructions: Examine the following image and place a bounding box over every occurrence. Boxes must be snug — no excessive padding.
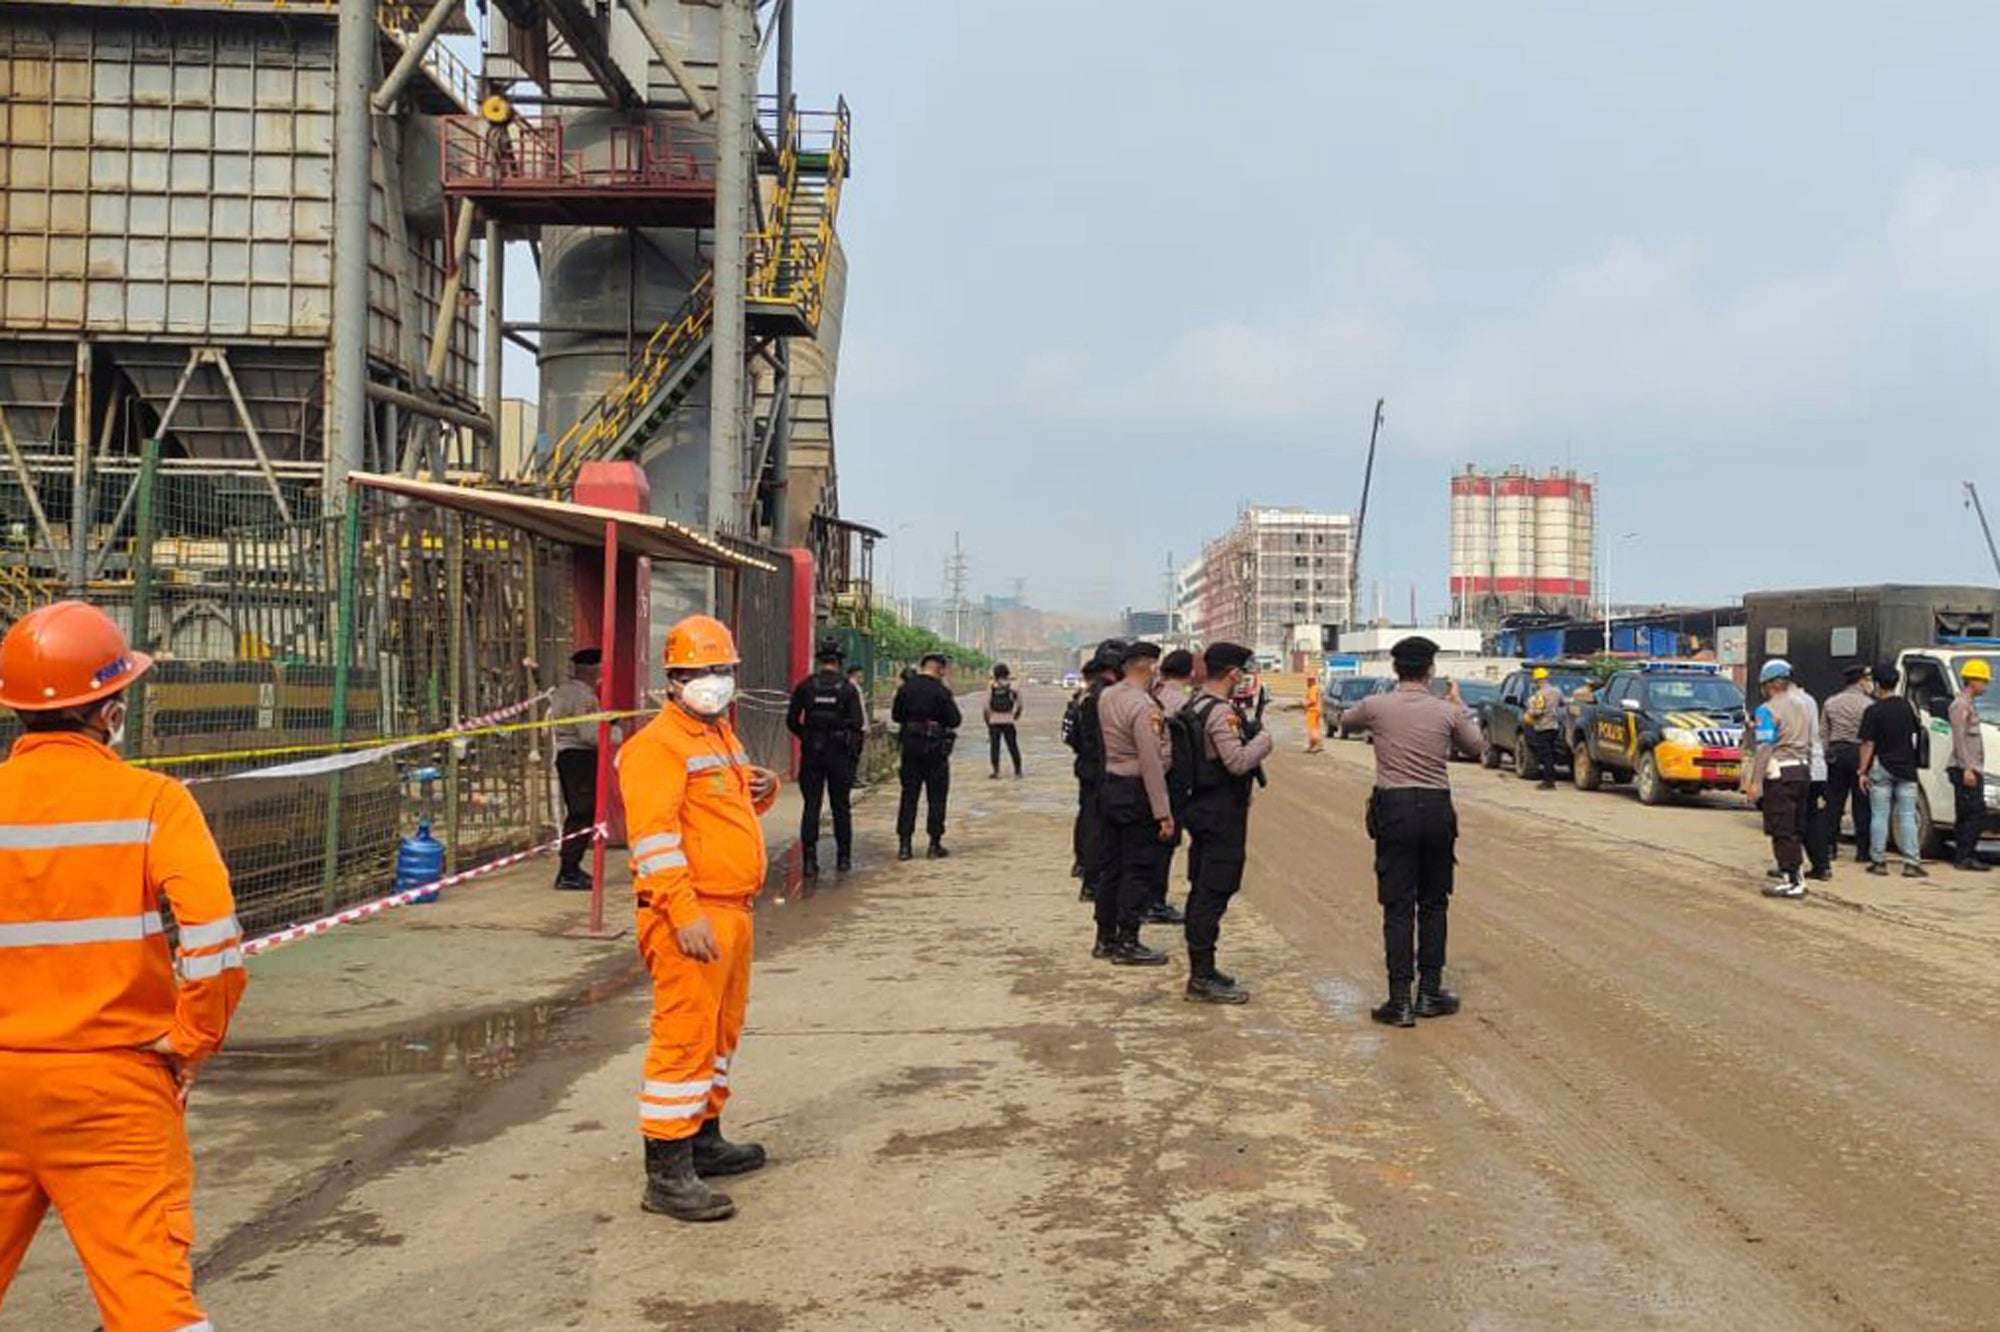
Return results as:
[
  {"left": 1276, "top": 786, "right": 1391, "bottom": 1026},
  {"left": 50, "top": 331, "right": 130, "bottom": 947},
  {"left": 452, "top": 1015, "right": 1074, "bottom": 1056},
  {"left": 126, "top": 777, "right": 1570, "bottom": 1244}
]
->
[{"left": 1225, "top": 713, "right": 1241, "bottom": 730}]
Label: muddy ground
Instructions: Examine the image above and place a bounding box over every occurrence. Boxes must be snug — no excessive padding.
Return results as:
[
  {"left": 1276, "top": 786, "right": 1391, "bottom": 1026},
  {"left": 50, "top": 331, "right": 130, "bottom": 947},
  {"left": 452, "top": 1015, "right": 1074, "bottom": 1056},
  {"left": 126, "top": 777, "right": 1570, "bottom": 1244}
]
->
[{"left": 7, "top": 689, "right": 1999, "bottom": 1329}]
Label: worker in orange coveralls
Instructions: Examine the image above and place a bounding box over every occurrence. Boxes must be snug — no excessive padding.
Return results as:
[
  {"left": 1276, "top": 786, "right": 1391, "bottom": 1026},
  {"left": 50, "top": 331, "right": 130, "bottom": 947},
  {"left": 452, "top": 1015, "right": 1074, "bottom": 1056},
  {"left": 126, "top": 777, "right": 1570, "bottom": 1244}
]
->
[
  {"left": 620, "top": 613, "right": 780, "bottom": 1222},
  {"left": 1303, "top": 674, "right": 1324, "bottom": 754},
  {"left": 0, "top": 600, "right": 247, "bottom": 1332}
]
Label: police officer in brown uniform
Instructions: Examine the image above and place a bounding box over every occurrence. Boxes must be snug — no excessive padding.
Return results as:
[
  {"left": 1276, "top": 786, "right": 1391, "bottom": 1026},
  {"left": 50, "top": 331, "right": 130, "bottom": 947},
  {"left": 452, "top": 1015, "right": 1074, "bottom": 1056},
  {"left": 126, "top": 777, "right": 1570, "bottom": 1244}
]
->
[
  {"left": 1339, "top": 636, "right": 1486, "bottom": 1027},
  {"left": 1094, "top": 642, "right": 1174, "bottom": 966}
]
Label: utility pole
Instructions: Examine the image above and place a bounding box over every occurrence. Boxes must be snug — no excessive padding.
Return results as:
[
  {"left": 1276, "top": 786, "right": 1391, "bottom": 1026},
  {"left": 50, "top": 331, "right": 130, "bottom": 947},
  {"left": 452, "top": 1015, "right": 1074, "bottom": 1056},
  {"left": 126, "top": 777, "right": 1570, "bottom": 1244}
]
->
[
  {"left": 945, "top": 533, "right": 969, "bottom": 645},
  {"left": 1966, "top": 482, "right": 2000, "bottom": 584},
  {"left": 1348, "top": 398, "right": 1385, "bottom": 629}
]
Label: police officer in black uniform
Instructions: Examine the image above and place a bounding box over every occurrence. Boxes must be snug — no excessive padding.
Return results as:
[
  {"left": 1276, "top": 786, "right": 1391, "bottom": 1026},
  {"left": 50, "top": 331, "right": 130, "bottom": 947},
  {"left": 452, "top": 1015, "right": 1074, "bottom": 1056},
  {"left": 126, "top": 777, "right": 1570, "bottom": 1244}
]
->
[
  {"left": 891, "top": 651, "right": 963, "bottom": 860},
  {"left": 1179, "top": 642, "right": 1274, "bottom": 1003},
  {"left": 1063, "top": 640, "right": 1126, "bottom": 901},
  {"left": 1337, "top": 635, "right": 1486, "bottom": 1027},
  {"left": 786, "top": 636, "right": 868, "bottom": 877}
]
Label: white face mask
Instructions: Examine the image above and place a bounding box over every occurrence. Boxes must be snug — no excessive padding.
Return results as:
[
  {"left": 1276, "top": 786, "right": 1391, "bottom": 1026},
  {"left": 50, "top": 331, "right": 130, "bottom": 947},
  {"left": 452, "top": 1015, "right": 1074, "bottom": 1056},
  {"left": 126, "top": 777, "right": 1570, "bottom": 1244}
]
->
[
  {"left": 679, "top": 674, "right": 736, "bottom": 717},
  {"left": 102, "top": 701, "right": 127, "bottom": 750}
]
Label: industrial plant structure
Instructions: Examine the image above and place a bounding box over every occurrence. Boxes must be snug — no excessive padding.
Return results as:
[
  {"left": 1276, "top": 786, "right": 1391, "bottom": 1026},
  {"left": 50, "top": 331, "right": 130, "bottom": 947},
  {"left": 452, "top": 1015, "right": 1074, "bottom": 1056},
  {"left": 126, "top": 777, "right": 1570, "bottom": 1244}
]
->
[
  {"left": 1448, "top": 465, "right": 1597, "bottom": 628},
  {"left": 1180, "top": 506, "right": 1354, "bottom": 661}
]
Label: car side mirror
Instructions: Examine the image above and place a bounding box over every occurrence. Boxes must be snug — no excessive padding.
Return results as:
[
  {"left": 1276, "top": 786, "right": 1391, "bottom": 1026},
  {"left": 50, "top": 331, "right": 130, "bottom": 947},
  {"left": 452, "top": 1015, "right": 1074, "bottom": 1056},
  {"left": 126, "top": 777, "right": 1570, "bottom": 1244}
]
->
[{"left": 1621, "top": 698, "right": 1641, "bottom": 711}]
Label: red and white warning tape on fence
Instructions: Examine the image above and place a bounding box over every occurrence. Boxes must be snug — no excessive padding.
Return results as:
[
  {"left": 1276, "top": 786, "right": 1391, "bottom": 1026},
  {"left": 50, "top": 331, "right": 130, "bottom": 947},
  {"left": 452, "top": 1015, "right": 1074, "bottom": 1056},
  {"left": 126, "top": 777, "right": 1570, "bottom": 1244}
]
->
[
  {"left": 241, "top": 824, "right": 604, "bottom": 959},
  {"left": 455, "top": 688, "right": 554, "bottom": 732}
]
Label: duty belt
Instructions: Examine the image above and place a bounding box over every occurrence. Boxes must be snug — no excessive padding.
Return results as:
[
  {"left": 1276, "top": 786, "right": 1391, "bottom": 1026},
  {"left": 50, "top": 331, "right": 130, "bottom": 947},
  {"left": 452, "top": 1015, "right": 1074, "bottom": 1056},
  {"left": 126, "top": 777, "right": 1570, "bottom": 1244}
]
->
[{"left": 1373, "top": 787, "right": 1453, "bottom": 803}]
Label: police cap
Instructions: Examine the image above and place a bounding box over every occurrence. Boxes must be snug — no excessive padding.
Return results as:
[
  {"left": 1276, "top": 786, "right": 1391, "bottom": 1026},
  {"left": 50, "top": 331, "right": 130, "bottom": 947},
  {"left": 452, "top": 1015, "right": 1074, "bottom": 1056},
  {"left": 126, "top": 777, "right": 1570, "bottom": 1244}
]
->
[
  {"left": 815, "top": 636, "right": 845, "bottom": 663},
  {"left": 1203, "top": 641, "right": 1254, "bottom": 675},
  {"left": 1842, "top": 662, "right": 1869, "bottom": 684},
  {"left": 1390, "top": 636, "right": 1440, "bottom": 667},
  {"left": 570, "top": 648, "right": 602, "bottom": 668},
  {"left": 1121, "top": 641, "right": 1163, "bottom": 665},
  {"left": 1160, "top": 649, "right": 1195, "bottom": 679}
]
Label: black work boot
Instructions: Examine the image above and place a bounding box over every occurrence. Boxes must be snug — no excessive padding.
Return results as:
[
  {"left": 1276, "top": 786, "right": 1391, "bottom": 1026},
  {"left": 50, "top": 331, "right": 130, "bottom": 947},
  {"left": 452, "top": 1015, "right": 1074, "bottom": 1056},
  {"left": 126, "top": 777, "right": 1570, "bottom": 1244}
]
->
[
  {"left": 1078, "top": 881, "right": 1095, "bottom": 902},
  {"left": 1091, "top": 934, "right": 1117, "bottom": 960},
  {"left": 1186, "top": 973, "right": 1250, "bottom": 1004},
  {"left": 1956, "top": 857, "right": 1991, "bottom": 873},
  {"left": 641, "top": 1137, "right": 735, "bottom": 1222},
  {"left": 1415, "top": 971, "right": 1461, "bottom": 1018},
  {"left": 1371, "top": 985, "right": 1417, "bottom": 1027},
  {"left": 801, "top": 846, "right": 820, "bottom": 879},
  {"left": 926, "top": 839, "right": 950, "bottom": 859},
  {"left": 1142, "top": 901, "right": 1186, "bottom": 925},
  {"left": 897, "top": 838, "right": 914, "bottom": 862},
  {"left": 836, "top": 849, "right": 852, "bottom": 874},
  {"left": 1110, "top": 934, "right": 1168, "bottom": 967},
  {"left": 691, "top": 1118, "right": 767, "bottom": 1177}
]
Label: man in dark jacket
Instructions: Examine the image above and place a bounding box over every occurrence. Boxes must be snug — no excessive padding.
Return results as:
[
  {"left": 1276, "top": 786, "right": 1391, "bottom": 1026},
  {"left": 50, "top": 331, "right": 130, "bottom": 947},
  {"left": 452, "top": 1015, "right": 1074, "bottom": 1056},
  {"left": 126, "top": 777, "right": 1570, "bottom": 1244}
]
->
[
  {"left": 891, "top": 652, "right": 963, "bottom": 860},
  {"left": 786, "top": 637, "right": 868, "bottom": 877}
]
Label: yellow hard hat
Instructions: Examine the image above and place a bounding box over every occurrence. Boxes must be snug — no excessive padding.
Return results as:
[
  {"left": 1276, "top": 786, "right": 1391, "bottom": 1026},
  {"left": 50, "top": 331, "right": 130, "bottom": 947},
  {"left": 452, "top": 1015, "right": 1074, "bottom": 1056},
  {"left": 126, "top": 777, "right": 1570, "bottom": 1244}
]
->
[
  {"left": 1532, "top": 667, "right": 1549, "bottom": 680},
  {"left": 1964, "top": 659, "right": 1993, "bottom": 683}
]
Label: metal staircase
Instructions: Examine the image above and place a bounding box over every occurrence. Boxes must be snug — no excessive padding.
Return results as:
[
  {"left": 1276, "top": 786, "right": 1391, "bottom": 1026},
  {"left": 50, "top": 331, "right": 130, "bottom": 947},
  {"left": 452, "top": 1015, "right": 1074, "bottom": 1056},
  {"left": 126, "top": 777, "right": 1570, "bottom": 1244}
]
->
[{"left": 534, "top": 99, "right": 850, "bottom": 493}]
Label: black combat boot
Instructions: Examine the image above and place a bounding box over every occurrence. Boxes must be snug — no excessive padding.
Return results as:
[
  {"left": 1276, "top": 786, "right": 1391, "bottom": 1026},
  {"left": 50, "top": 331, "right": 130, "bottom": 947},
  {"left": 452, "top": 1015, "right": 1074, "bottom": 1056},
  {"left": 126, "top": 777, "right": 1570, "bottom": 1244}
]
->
[
  {"left": 1110, "top": 933, "right": 1168, "bottom": 967},
  {"left": 801, "top": 846, "right": 820, "bottom": 879},
  {"left": 1415, "top": 970, "right": 1461, "bottom": 1018},
  {"left": 1091, "top": 934, "right": 1117, "bottom": 960},
  {"left": 1142, "top": 901, "right": 1186, "bottom": 925},
  {"left": 1370, "top": 985, "right": 1416, "bottom": 1027},
  {"left": 691, "top": 1118, "right": 767, "bottom": 1177},
  {"left": 898, "top": 837, "right": 914, "bottom": 862},
  {"left": 927, "top": 839, "right": 950, "bottom": 859},
  {"left": 836, "top": 848, "right": 852, "bottom": 873},
  {"left": 641, "top": 1137, "right": 735, "bottom": 1222},
  {"left": 1956, "top": 855, "right": 1991, "bottom": 873},
  {"left": 1078, "top": 881, "right": 1095, "bottom": 902},
  {"left": 1186, "top": 973, "right": 1250, "bottom": 1004}
]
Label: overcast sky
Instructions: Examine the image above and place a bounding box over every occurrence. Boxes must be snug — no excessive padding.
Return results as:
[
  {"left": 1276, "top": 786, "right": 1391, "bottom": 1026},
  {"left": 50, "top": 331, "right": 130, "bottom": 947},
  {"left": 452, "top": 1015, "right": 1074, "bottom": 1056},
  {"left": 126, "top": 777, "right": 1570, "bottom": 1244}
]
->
[{"left": 768, "top": 1, "right": 2000, "bottom": 619}]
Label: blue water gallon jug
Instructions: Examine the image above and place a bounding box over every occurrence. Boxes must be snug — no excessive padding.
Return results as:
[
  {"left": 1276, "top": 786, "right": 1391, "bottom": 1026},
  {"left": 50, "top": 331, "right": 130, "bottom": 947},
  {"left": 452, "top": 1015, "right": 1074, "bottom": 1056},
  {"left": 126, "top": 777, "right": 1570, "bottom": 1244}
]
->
[{"left": 396, "top": 819, "right": 446, "bottom": 904}]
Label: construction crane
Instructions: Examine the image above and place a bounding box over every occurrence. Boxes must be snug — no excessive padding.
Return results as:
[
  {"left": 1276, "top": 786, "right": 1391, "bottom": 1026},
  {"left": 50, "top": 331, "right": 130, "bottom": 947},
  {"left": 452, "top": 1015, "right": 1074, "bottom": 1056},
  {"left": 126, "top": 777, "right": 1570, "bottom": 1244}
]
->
[
  {"left": 1347, "top": 398, "right": 1386, "bottom": 629},
  {"left": 1966, "top": 482, "right": 2000, "bottom": 584}
]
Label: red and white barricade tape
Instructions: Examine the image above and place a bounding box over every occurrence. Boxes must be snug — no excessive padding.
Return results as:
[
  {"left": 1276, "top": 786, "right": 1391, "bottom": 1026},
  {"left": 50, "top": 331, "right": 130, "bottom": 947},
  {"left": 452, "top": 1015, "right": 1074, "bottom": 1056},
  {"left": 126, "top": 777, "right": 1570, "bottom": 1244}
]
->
[{"left": 242, "top": 824, "right": 605, "bottom": 959}]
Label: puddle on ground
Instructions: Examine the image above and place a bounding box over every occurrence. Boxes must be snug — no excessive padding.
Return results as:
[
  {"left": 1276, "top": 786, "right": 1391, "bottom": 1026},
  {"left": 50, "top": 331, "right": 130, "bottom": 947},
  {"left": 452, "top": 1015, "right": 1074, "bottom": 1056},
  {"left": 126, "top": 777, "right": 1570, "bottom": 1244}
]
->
[{"left": 212, "top": 961, "right": 645, "bottom": 1082}]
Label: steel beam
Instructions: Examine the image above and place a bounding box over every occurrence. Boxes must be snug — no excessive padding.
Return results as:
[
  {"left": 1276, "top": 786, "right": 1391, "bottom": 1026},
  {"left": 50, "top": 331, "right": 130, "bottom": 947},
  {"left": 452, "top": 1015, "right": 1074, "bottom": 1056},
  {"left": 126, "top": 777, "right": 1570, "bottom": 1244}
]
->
[
  {"left": 372, "top": 0, "right": 462, "bottom": 111},
  {"left": 623, "top": 0, "right": 715, "bottom": 119},
  {"left": 483, "top": 217, "right": 504, "bottom": 479},
  {"left": 539, "top": 0, "right": 643, "bottom": 109},
  {"left": 365, "top": 381, "right": 495, "bottom": 436},
  {"left": 0, "top": 406, "right": 57, "bottom": 555},
  {"left": 210, "top": 349, "right": 296, "bottom": 522},
  {"left": 328, "top": 0, "right": 376, "bottom": 511}
]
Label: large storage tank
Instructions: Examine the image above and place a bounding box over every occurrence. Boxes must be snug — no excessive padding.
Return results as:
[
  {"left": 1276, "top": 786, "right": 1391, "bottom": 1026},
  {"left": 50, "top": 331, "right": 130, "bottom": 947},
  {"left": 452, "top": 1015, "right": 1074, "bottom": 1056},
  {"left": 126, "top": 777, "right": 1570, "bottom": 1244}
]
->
[{"left": 1448, "top": 465, "right": 1596, "bottom": 627}]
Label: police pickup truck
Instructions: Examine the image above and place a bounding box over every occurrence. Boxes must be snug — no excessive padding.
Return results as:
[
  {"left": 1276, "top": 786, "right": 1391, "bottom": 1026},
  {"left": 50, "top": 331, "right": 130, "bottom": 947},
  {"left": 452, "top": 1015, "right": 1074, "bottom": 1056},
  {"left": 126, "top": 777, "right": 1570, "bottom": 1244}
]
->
[{"left": 1569, "top": 663, "right": 1746, "bottom": 804}]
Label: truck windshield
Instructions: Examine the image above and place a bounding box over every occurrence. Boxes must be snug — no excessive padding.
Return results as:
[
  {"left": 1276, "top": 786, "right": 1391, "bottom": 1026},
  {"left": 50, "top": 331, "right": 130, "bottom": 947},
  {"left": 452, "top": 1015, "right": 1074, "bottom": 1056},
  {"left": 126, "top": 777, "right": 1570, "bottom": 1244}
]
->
[{"left": 1647, "top": 677, "right": 1745, "bottom": 714}]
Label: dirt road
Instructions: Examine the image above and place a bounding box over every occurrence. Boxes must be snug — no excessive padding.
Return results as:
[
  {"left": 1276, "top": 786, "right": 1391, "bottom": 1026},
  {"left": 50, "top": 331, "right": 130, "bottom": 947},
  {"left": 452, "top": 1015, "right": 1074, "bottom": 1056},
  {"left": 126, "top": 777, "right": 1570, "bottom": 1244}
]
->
[{"left": 8, "top": 689, "right": 1998, "bottom": 1329}]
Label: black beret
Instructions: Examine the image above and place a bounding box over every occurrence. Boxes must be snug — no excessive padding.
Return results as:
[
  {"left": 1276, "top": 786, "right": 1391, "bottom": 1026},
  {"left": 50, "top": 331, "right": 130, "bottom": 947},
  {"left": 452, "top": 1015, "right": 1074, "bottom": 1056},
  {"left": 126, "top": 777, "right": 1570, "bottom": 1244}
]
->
[
  {"left": 815, "top": 636, "right": 846, "bottom": 662},
  {"left": 1390, "top": 636, "right": 1440, "bottom": 665},
  {"left": 1160, "top": 649, "right": 1195, "bottom": 678},
  {"left": 570, "top": 648, "right": 602, "bottom": 667},
  {"left": 1203, "top": 641, "right": 1254, "bottom": 674},
  {"left": 1121, "top": 641, "right": 1163, "bottom": 665},
  {"left": 1842, "top": 662, "right": 1869, "bottom": 683}
]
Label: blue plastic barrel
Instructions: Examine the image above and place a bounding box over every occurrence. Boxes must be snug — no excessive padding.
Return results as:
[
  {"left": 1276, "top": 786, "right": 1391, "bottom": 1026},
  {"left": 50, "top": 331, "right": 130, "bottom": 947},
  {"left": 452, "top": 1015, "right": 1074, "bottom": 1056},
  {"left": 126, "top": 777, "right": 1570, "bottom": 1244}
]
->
[{"left": 396, "top": 819, "right": 446, "bottom": 905}]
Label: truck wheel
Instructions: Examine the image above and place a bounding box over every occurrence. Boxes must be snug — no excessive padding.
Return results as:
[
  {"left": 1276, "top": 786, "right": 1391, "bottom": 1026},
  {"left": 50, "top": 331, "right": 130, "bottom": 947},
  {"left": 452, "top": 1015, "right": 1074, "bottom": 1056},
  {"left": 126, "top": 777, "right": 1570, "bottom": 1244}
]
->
[
  {"left": 1636, "top": 752, "right": 1669, "bottom": 805},
  {"left": 1480, "top": 733, "right": 1501, "bottom": 769},
  {"left": 1917, "top": 788, "right": 1946, "bottom": 860},
  {"left": 1515, "top": 734, "right": 1538, "bottom": 780},
  {"left": 1573, "top": 744, "right": 1602, "bottom": 791}
]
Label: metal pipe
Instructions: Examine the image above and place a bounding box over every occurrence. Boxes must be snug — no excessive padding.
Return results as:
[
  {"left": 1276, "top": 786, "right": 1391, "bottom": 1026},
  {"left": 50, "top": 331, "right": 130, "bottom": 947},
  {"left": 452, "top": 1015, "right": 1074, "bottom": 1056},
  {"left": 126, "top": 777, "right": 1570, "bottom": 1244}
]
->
[
  {"left": 321, "top": 497, "right": 363, "bottom": 907},
  {"left": 769, "top": 343, "right": 791, "bottom": 544},
  {"left": 426, "top": 201, "right": 479, "bottom": 388},
  {"left": 211, "top": 349, "right": 296, "bottom": 523},
  {"left": 123, "top": 431, "right": 162, "bottom": 753},
  {"left": 365, "top": 381, "right": 495, "bottom": 436},
  {"left": 0, "top": 407, "right": 58, "bottom": 554},
  {"left": 445, "top": 508, "right": 464, "bottom": 873},
  {"left": 329, "top": 0, "right": 375, "bottom": 511},
  {"left": 483, "top": 217, "right": 504, "bottom": 480},
  {"left": 371, "top": 0, "right": 462, "bottom": 112},
  {"left": 776, "top": 0, "right": 793, "bottom": 113},
  {"left": 70, "top": 343, "right": 91, "bottom": 592},
  {"left": 708, "top": 0, "right": 751, "bottom": 534},
  {"left": 623, "top": 0, "right": 717, "bottom": 119}
]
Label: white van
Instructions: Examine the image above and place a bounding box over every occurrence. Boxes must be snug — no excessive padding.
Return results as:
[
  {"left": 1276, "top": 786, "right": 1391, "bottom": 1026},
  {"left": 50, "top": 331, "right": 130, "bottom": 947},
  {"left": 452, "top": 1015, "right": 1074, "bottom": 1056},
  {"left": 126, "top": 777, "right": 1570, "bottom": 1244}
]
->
[{"left": 1891, "top": 645, "right": 2000, "bottom": 857}]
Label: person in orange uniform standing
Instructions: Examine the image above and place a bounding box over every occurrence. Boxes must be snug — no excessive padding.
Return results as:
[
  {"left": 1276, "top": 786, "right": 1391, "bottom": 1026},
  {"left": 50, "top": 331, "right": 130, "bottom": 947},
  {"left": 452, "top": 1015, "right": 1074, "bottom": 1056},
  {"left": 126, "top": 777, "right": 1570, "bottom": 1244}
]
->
[
  {"left": 619, "top": 614, "right": 780, "bottom": 1223},
  {"left": 1303, "top": 674, "right": 1324, "bottom": 754},
  {"left": 0, "top": 600, "right": 246, "bottom": 1332}
]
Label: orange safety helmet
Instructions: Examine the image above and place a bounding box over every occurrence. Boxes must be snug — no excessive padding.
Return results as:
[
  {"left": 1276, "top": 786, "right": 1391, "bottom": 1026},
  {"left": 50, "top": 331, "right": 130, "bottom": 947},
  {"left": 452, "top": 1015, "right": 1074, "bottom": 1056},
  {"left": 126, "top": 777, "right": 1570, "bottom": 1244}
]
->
[
  {"left": 0, "top": 600, "right": 153, "bottom": 712},
  {"left": 662, "top": 614, "right": 740, "bottom": 670}
]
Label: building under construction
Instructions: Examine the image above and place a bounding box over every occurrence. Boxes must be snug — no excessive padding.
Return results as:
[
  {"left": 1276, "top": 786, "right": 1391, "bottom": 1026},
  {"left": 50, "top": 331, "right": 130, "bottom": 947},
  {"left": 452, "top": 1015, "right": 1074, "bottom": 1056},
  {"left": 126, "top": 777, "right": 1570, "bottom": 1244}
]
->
[{"left": 0, "top": 0, "right": 866, "bottom": 928}]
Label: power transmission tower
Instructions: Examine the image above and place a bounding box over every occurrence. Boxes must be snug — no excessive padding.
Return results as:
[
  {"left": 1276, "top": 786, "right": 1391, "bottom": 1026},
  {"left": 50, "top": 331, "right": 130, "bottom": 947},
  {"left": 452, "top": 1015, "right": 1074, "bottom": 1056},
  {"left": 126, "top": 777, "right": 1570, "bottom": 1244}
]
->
[{"left": 945, "top": 533, "right": 969, "bottom": 645}]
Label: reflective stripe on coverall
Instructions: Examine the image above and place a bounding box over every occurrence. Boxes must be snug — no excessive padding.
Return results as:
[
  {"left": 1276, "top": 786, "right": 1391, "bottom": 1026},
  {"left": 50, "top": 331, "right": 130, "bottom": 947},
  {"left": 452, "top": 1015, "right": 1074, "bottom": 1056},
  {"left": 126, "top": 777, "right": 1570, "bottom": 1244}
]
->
[
  {"left": 0, "top": 732, "right": 244, "bottom": 1332},
  {"left": 619, "top": 705, "right": 776, "bottom": 1141}
]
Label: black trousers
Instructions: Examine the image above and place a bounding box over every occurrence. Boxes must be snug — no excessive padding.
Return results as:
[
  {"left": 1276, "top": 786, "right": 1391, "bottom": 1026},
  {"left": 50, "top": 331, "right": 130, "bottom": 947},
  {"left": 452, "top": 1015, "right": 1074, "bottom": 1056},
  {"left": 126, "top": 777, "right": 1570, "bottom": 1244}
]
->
[
  {"left": 1824, "top": 741, "right": 1869, "bottom": 860},
  {"left": 1183, "top": 790, "right": 1249, "bottom": 977},
  {"left": 1762, "top": 766, "right": 1809, "bottom": 873},
  {"left": 1796, "top": 777, "right": 1831, "bottom": 873},
  {"left": 897, "top": 750, "right": 951, "bottom": 840},
  {"left": 1096, "top": 775, "right": 1166, "bottom": 943},
  {"left": 555, "top": 747, "right": 597, "bottom": 879},
  {"left": 989, "top": 724, "right": 1022, "bottom": 774},
  {"left": 1075, "top": 776, "right": 1101, "bottom": 877},
  {"left": 798, "top": 745, "right": 856, "bottom": 853},
  {"left": 1371, "top": 788, "right": 1457, "bottom": 989},
  {"left": 1528, "top": 727, "right": 1560, "bottom": 780},
  {"left": 1949, "top": 766, "right": 1987, "bottom": 862}
]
